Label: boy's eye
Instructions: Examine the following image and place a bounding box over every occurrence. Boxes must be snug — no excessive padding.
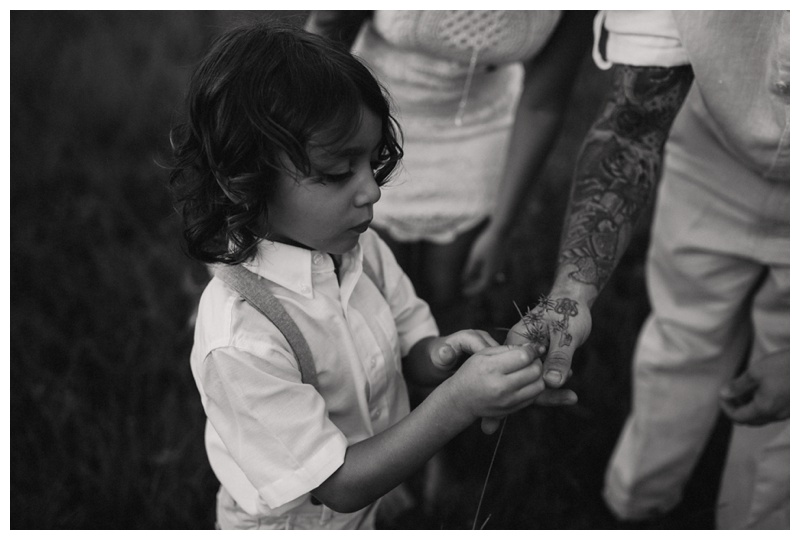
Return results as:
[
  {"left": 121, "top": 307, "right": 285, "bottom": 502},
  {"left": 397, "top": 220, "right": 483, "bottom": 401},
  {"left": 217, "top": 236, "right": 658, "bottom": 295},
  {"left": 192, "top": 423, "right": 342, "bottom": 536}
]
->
[{"left": 321, "top": 170, "right": 353, "bottom": 183}]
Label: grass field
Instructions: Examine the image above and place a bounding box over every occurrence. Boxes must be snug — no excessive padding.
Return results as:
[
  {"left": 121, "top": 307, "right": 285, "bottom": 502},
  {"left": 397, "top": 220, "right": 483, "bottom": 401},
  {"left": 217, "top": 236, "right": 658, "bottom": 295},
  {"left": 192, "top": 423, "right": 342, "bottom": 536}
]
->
[{"left": 10, "top": 11, "right": 728, "bottom": 529}]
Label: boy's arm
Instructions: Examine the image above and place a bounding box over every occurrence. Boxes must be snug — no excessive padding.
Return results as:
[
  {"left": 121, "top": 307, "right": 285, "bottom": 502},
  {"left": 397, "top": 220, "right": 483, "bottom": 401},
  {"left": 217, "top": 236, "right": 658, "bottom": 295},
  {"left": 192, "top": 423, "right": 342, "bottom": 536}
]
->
[
  {"left": 312, "top": 344, "right": 542, "bottom": 513},
  {"left": 507, "top": 64, "right": 695, "bottom": 388}
]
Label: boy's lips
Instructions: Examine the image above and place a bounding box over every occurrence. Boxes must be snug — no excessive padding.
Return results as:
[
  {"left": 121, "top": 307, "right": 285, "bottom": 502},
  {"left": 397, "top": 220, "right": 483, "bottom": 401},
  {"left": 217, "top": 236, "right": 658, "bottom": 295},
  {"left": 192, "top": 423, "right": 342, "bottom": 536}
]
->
[{"left": 350, "top": 219, "right": 372, "bottom": 233}]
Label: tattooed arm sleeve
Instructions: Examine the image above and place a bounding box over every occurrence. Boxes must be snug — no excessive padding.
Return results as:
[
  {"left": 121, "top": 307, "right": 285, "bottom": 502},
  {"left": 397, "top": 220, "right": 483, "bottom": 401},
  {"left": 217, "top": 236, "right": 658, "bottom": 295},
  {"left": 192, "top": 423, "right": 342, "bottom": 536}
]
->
[{"left": 554, "top": 64, "right": 694, "bottom": 302}]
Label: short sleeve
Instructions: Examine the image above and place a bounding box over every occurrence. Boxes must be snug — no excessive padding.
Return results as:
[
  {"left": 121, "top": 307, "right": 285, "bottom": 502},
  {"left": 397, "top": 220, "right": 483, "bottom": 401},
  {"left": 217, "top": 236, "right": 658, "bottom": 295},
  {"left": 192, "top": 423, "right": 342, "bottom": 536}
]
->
[
  {"left": 200, "top": 345, "right": 348, "bottom": 509},
  {"left": 593, "top": 10, "right": 690, "bottom": 70}
]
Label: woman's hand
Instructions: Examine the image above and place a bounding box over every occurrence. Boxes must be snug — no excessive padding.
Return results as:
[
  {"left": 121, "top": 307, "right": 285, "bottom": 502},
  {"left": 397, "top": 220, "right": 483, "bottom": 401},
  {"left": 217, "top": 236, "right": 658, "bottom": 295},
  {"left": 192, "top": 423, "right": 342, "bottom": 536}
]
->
[{"left": 461, "top": 225, "right": 508, "bottom": 297}]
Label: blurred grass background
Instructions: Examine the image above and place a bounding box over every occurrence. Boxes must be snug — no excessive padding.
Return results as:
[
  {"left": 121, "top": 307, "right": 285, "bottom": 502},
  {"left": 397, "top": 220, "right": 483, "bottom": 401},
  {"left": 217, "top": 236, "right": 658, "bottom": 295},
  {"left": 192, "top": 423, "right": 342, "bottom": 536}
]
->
[{"left": 10, "top": 10, "right": 728, "bottom": 529}]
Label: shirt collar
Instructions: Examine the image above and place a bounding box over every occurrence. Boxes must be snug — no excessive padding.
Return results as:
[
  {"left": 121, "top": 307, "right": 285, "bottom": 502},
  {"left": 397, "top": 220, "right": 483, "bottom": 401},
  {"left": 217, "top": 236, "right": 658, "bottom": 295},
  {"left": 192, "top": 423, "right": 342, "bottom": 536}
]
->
[{"left": 242, "top": 239, "right": 363, "bottom": 299}]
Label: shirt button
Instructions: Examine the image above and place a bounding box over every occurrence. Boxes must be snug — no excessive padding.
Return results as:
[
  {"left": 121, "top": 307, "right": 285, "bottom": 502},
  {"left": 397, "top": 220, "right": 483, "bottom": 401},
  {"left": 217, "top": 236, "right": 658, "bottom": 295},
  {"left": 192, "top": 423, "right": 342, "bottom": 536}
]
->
[
  {"left": 313, "top": 254, "right": 323, "bottom": 265},
  {"left": 299, "top": 284, "right": 310, "bottom": 294},
  {"left": 775, "top": 82, "right": 789, "bottom": 95},
  {"left": 371, "top": 409, "right": 381, "bottom": 420},
  {"left": 371, "top": 357, "right": 377, "bottom": 367}
]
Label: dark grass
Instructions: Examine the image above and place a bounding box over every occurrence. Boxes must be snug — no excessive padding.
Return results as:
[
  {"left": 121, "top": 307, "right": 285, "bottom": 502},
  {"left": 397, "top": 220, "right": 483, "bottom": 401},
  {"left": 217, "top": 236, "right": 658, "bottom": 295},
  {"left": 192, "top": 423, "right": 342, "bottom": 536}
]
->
[{"left": 10, "top": 11, "right": 728, "bottom": 529}]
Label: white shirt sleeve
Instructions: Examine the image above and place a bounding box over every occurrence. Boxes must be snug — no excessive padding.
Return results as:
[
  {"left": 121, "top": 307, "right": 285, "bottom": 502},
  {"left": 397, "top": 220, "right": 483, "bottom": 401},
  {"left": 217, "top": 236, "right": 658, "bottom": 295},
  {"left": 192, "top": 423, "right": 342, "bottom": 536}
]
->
[
  {"left": 593, "top": 10, "right": 690, "bottom": 70},
  {"left": 200, "top": 345, "right": 348, "bottom": 510}
]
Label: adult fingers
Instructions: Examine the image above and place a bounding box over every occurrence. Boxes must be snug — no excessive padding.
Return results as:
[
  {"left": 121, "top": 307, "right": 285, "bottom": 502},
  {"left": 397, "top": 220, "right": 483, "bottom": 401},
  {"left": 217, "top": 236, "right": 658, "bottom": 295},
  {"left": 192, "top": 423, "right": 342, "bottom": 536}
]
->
[
  {"left": 505, "top": 320, "right": 534, "bottom": 346},
  {"left": 541, "top": 324, "right": 576, "bottom": 388},
  {"left": 533, "top": 387, "right": 578, "bottom": 406},
  {"left": 720, "top": 399, "right": 767, "bottom": 426},
  {"left": 719, "top": 372, "right": 758, "bottom": 405},
  {"left": 462, "top": 273, "right": 492, "bottom": 298},
  {"left": 461, "top": 259, "right": 487, "bottom": 297}
]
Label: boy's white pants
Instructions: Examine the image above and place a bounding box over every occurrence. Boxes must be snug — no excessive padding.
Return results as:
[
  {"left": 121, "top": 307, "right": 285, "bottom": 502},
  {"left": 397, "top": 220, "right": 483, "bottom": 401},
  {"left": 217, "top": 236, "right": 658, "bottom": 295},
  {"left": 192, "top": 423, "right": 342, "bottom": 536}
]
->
[{"left": 602, "top": 113, "right": 790, "bottom": 529}]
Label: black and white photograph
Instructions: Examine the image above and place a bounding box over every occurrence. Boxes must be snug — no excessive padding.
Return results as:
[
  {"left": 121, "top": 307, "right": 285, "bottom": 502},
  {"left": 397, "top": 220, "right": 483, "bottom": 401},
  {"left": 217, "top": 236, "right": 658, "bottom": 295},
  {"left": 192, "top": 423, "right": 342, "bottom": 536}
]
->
[{"left": 8, "top": 8, "right": 791, "bottom": 530}]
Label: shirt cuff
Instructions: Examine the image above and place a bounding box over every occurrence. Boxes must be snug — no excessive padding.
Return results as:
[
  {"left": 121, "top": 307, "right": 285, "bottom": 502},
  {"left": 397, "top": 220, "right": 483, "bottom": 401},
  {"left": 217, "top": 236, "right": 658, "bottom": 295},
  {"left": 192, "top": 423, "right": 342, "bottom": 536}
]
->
[{"left": 593, "top": 10, "right": 690, "bottom": 70}]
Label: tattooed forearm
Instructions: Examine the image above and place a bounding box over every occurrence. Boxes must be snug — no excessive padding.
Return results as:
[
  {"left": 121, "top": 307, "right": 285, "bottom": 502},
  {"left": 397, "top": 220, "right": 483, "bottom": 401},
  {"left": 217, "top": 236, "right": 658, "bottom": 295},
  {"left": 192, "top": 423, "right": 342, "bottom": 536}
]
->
[{"left": 559, "top": 65, "right": 694, "bottom": 291}]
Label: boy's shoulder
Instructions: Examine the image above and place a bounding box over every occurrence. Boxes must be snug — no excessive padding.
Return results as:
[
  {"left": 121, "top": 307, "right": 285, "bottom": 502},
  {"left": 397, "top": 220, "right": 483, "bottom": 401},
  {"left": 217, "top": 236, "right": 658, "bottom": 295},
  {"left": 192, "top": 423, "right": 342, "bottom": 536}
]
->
[{"left": 193, "top": 276, "right": 294, "bottom": 362}]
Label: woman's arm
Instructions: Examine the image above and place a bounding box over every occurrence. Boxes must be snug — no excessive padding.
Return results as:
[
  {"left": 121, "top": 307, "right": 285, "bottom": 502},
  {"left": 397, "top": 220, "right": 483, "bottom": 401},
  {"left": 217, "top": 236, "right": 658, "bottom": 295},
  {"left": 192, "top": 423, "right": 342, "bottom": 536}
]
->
[{"left": 463, "top": 11, "right": 595, "bottom": 296}]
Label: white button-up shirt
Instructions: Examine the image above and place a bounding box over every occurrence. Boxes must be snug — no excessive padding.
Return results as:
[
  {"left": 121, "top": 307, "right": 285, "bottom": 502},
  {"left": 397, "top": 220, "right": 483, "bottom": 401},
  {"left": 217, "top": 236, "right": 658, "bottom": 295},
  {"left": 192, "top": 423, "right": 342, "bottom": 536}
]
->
[{"left": 190, "top": 229, "right": 438, "bottom": 519}]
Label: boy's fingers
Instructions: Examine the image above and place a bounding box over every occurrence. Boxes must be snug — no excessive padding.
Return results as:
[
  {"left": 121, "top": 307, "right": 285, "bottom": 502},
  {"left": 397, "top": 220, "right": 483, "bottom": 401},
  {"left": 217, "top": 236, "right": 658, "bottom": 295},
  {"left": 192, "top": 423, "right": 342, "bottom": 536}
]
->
[
  {"left": 484, "top": 344, "right": 540, "bottom": 374},
  {"left": 434, "top": 331, "right": 499, "bottom": 369},
  {"left": 445, "top": 330, "right": 499, "bottom": 356}
]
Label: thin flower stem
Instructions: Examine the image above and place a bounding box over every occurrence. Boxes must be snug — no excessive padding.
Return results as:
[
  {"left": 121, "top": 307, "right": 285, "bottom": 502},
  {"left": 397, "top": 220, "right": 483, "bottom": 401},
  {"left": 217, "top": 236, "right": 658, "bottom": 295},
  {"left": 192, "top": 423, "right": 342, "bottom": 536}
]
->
[{"left": 471, "top": 416, "right": 508, "bottom": 530}]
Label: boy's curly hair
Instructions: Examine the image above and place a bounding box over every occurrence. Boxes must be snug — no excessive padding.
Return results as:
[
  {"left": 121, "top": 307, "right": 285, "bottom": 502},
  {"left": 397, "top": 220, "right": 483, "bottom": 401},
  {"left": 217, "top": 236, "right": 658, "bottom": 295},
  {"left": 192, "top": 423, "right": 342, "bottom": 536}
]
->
[{"left": 169, "top": 20, "right": 402, "bottom": 265}]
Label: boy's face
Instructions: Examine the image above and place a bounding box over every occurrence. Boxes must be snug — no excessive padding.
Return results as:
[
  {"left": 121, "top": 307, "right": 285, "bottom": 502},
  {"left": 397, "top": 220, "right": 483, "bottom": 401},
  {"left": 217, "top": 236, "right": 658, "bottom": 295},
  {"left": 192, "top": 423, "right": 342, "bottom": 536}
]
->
[{"left": 266, "top": 107, "right": 383, "bottom": 255}]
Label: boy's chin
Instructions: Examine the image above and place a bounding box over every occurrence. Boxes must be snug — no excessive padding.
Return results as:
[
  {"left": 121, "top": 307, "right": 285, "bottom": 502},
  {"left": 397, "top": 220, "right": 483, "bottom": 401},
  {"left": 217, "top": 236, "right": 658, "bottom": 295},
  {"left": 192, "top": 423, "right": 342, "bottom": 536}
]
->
[
  {"left": 324, "top": 233, "right": 361, "bottom": 255},
  {"left": 328, "top": 239, "right": 359, "bottom": 255}
]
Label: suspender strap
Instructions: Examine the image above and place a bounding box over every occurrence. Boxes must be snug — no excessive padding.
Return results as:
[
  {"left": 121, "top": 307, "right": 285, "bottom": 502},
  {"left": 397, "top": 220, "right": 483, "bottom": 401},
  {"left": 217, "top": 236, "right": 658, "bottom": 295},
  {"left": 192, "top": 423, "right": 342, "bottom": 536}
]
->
[
  {"left": 213, "top": 255, "right": 383, "bottom": 389},
  {"left": 213, "top": 264, "right": 319, "bottom": 388}
]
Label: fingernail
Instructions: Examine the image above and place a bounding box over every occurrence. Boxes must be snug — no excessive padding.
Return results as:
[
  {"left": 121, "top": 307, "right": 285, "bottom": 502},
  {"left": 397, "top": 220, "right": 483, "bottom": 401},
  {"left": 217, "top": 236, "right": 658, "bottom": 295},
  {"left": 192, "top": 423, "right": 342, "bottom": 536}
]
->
[
  {"left": 545, "top": 370, "right": 562, "bottom": 385},
  {"left": 439, "top": 346, "right": 454, "bottom": 362}
]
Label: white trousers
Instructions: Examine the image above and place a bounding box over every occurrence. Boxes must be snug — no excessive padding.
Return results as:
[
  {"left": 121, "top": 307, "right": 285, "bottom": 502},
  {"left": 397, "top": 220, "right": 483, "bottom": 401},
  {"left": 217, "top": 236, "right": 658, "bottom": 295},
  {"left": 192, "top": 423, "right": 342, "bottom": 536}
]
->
[{"left": 602, "top": 114, "right": 789, "bottom": 529}]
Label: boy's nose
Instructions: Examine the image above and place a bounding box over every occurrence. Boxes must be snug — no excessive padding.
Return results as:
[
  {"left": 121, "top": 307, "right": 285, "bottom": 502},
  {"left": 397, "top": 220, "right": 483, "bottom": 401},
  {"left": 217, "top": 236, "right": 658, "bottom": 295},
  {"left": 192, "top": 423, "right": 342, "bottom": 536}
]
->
[{"left": 355, "top": 168, "right": 381, "bottom": 206}]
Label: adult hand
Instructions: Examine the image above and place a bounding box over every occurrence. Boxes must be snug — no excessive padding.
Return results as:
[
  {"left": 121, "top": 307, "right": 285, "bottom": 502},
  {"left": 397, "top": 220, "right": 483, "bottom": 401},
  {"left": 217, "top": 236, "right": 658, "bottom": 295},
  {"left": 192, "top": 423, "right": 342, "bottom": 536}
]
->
[
  {"left": 719, "top": 348, "right": 789, "bottom": 426},
  {"left": 461, "top": 226, "right": 508, "bottom": 297},
  {"left": 505, "top": 294, "right": 591, "bottom": 388},
  {"left": 480, "top": 296, "right": 589, "bottom": 434}
]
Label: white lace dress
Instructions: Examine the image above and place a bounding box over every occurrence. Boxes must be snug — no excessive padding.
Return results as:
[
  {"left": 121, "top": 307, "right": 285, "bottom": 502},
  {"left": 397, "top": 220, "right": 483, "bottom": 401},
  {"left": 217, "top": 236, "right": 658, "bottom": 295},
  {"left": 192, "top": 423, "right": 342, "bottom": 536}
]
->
[{"left": 352, "top": 10, "right": 562, "bottom": 243}]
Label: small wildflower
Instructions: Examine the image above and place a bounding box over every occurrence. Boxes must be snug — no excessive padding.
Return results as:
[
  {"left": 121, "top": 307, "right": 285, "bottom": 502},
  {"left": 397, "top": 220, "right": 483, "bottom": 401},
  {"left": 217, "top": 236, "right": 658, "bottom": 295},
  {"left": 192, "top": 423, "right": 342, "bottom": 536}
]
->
[
  {"left": 538, "top": 295, "right": 556, "bottom": 311},
  {"left": 511, "top": 295, "right": 577, "bottom": 349}
]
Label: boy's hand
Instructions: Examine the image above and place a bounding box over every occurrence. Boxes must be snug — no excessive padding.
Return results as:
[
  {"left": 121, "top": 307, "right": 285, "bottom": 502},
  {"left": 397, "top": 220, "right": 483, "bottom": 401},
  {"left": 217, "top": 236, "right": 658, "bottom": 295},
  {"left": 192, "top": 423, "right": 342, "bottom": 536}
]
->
[
  {"left": 446, "top": 344, "right": 549, "bottom": 423},
  {"left": 479, "top": 342, "right": 577, "bottom": 434},
  {"left": 430, "top": 330, "right": 498, "bottom": 371}
]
